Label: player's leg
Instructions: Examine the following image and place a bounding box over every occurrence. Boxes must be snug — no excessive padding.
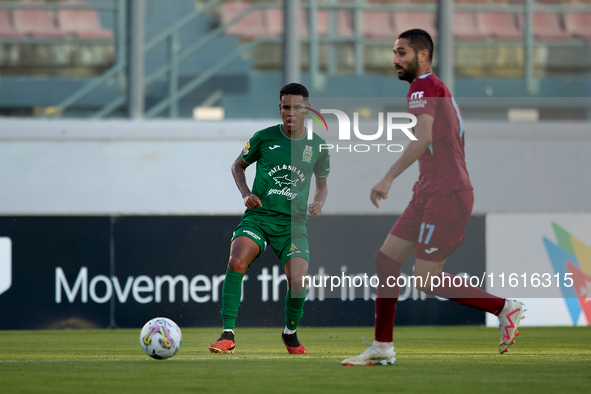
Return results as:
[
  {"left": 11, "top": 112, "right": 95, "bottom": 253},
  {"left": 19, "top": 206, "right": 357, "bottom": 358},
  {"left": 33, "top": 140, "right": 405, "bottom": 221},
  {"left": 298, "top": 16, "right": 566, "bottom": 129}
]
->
[
  {"left": 374, "top": 234, "right": 416, "bottom": 342},
  {"left": 209, "top": 224, "right": 265, "bottom": 354},
  {"left": 284, "top": 255, "right": 309, "bottom": 328},
  {"left": 413, "top": 190, "right": 524, "bottom": 354},
  {"left": 342, "top": 200, "right": 420, "bottom": 366},
  {"left": 274, "top": 227, "right": 309, "bottom": 354},
  {"left": 281, "top": 256, "right": 309, "bottom": 353},
  {"left": 221, "top": 236, "right": 261, "bottom": 328}
]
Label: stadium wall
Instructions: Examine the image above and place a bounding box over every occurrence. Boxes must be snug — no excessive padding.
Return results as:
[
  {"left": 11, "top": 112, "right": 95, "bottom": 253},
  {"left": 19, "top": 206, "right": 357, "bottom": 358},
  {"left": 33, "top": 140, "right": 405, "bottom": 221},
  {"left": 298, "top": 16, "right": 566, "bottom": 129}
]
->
[{"left": 0, "top": 119, "right": 589, "bottom": 215}]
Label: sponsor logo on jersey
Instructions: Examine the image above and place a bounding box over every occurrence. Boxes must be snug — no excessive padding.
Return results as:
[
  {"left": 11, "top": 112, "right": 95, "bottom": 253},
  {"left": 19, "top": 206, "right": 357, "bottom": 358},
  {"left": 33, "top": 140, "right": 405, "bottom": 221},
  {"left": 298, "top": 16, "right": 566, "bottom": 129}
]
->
[
  {"left": 269, "top": 145, "right": 280, "bottom": 150},
  {"left": 267, "top": 187, "right": 297, "bottom": 200},
  {"left": 302, "top": 145, "right": 313, "bottom": 163},
  {"left": 409, "top": 90, "right": 427, "bottom": 109},
  {"left": 268, "top": 164, "right": 306, "bottom": 184},
  {"left": 267, "top": 165, "right": 306, "bottom": 200},
  {"left": 242, "top": 141, "right": 250, "bottom": 155},
  {"left": 273, "top": 174, "right": 299, "bottom": 187},
  {"left": 410, "top": 91, "right": 424, "bottom": 100}
]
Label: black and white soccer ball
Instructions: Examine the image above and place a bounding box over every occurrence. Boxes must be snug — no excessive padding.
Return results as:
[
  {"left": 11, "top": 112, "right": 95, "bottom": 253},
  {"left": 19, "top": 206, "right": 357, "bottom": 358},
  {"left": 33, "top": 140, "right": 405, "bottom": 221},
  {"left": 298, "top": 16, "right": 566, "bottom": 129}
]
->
[{"left": 140, "top": 317, "right": 182, "bottom": 359}]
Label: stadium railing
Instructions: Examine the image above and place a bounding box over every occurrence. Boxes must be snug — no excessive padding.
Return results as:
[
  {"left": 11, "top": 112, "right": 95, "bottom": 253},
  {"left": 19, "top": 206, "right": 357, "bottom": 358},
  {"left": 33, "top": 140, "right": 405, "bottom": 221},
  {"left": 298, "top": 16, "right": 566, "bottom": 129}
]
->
[{"left": 1, "top": 0, "right": 590, "bottom": 118}]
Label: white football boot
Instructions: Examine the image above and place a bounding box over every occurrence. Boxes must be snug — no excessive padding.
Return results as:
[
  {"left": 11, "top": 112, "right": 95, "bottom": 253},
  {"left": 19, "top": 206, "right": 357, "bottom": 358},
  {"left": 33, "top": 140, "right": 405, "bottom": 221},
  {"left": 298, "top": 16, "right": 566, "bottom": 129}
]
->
[
  {"left": 342, "top": 343, "right": 397, "bottom": 366},
  {"left": 498, "top": 299, "right": 525, "bottom": 354}
]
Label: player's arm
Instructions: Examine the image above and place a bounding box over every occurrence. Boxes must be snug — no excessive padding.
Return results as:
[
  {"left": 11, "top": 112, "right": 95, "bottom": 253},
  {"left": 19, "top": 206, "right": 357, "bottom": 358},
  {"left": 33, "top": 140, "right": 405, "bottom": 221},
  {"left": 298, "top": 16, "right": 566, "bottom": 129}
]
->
[
  {"left": 308, "top": 177, "right": 328, "bottom": 217},
  {"left": 231, "top": 155, "right": 262, "bottom": 209},
  {"left": 370, "top": 113, "right": 434, "bottom": 208}
]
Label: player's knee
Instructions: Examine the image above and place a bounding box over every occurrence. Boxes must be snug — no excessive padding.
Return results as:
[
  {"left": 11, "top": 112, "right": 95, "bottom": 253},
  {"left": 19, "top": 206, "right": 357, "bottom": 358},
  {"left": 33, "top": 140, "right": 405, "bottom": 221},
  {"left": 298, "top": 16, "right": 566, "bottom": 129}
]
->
[
  {"left": 227, "top": 255, "right": 250, "bottom": 273},
  {"left": 289, "top": 277, "right": 305, "bottom": 291}
]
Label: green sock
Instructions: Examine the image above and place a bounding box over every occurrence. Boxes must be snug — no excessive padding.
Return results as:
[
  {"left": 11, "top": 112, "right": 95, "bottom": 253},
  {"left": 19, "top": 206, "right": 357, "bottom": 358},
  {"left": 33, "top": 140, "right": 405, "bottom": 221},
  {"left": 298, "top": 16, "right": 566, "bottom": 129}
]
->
[
  {"left": 221, "top": 269, "right": 245, "bottom": 330},
  {"left": 285, "top": 287, "right": 307, "bottom": 330}
]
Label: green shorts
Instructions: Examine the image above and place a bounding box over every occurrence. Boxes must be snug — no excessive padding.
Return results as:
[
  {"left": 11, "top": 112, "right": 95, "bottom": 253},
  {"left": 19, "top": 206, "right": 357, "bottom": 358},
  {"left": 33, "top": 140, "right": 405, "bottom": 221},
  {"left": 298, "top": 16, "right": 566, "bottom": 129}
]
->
[{"left": 232, "top": 216, "right": 309, "bottom": 265}]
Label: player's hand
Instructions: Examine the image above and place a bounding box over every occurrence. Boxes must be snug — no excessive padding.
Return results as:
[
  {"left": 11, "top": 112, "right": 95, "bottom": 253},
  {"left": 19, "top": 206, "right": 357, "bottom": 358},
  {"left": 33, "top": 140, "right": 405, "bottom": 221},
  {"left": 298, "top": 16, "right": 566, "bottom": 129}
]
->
[
  {"left": 243, "top": 194, "right": 262, "bottom": 209},
  {"left": 308, "top": 201, "right": 323, "bottom": 217},
  {"left": 370, "top": 177, "right": 393, "bottom": 208}
]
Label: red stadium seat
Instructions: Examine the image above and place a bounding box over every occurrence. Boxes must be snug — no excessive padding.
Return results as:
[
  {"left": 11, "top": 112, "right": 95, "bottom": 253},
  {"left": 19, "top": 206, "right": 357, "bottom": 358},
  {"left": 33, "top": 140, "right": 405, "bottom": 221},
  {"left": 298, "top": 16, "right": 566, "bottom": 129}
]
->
[
  {"left": 392, "top": 13, "right": 437, "bottom": 39},
  {"left": 57, "top": 0, "right": 113, "bottom": 40},
  {"left": 0, "top": 9, "right": 26, "bottom": 39},
  {"left": 564, "top": 13, "right": 591, "bottom": 40},
  {"left": 535, "top": 0, "right": 573, "bottom": 3},
  {"left": 363, "top": 12, "right": 395, "bottom": 40},
  {"left": 221, "top": 2, "right": 269, "bottom": 39},
  {"left": 520, "top": 13, "right": 570, "bottom": 41},
  {"left": 453, "top": 13, "right": 487, "bottom": 41},
  {"left": 476, "top": 13, "right": 522, "bottom": 41},
  {"left": 13, "top": 0, "right": 68, "bottom": 39}
]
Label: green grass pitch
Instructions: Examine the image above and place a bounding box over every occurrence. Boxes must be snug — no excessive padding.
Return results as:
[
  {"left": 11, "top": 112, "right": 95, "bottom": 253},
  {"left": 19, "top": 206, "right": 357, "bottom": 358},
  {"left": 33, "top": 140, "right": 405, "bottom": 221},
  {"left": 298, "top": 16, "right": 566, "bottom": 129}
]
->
[{"left": 1, "top": 326, "right": 590, "bottom": 393}]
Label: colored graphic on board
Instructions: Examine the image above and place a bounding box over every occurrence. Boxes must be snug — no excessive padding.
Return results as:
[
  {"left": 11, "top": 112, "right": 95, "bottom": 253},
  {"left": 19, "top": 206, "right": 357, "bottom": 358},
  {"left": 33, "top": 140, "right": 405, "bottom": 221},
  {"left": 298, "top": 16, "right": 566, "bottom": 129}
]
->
[{"left": 543, "top": 223, "right": 591, "bottom": 326}]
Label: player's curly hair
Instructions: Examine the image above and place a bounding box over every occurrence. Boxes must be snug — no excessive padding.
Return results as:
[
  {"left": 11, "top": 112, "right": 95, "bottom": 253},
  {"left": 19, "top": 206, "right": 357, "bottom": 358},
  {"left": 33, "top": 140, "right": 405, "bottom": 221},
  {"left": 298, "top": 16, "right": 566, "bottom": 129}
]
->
[
  {"left": 399, "top": 29, "right": 434, "bottom": 63},
  {"left": 280, "top": 83, "right": 309, "bottom": 101}
]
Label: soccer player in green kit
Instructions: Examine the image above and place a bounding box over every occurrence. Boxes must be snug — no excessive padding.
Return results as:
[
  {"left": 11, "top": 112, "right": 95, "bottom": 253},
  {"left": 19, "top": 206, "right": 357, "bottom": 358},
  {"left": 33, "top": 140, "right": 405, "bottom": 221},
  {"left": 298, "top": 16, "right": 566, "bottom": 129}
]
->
[{"left": 208, "top": 83, "right": 330, "bottom": 355}]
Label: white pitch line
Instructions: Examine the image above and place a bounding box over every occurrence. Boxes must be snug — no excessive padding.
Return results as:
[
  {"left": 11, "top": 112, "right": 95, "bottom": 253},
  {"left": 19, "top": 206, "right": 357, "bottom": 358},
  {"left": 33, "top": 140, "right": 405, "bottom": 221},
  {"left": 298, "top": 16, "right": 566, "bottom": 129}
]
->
[{"left": 1, "top": 353, "right": 589, "bottom": 363}]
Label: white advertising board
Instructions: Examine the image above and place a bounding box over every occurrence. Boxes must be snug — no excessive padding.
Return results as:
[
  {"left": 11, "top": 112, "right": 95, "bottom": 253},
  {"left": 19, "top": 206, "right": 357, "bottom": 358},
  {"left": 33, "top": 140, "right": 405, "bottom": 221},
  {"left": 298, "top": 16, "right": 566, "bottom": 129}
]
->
[{"left": 486, "top": 213, "right": 591, "bottom": 327}]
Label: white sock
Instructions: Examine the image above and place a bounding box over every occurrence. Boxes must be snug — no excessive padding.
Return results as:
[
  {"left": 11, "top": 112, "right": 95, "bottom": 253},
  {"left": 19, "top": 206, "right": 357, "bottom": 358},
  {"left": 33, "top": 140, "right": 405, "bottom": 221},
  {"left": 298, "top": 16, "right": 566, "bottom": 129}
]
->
[
  {"left": 223, "top": 329, "right": 235, "bottom": 334},
  {"left": 283, "top": 327, "right": 296, "bottom": 335},
  {"left": 373, "top": 340, "right": 394, "bottom": 349}
]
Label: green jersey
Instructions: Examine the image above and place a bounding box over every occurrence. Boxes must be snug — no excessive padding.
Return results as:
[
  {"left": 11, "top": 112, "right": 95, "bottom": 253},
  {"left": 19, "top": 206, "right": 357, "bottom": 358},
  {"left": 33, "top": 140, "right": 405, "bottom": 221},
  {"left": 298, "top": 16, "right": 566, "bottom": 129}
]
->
[{"left": 240, "top": 124, "right": 330, "bottom": 225}]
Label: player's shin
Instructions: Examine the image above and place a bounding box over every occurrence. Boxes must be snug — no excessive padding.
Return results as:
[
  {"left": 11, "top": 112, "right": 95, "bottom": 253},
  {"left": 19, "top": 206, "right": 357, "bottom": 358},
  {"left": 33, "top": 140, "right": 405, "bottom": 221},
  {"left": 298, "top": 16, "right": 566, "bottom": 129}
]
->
[
  {"left": 285, "top": 287, "right": 306, "bottom": 330},
  {"left": 374, "top": 251, "right": 403, "bottom": 343},
  {"left": 221, "top": 268, "right": 245, "bottom": 329}
]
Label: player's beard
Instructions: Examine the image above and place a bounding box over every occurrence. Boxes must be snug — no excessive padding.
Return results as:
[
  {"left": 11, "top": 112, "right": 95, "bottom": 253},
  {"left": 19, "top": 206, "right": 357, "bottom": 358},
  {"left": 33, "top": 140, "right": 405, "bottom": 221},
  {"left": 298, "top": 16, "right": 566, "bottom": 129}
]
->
[{"left": 397, "top": 55, "right": 419, "bottom": 82}]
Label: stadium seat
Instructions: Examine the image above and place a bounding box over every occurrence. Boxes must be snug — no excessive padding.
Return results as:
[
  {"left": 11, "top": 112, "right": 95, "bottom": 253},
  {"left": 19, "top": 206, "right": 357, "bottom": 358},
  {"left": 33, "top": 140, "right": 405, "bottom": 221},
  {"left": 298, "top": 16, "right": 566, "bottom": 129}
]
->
[
  {"left": 13, "top": 0, "right": 68, "bottom": 39},
  {"left": 535, "top": 0, "right": 573, "bottom": 3},
  {"left": 476, "top": 13, "right": 522, "bottom": 41},
  {"left": 520, "top": 13, "right": 570, "bottom": 41},
  {"left": 453, "top": 13, "right": 487, "bottom": 41},
  {"left": 57, "top": 0, "right": 113, "bottom": 40},
  {"left": 0, "top": 9, "right": 26, "bottom": 39},
  {"left": 392, "top": 13, "right": 437, "bottom": 39},
  {"left": 221, "top": 2, "right": 269, "bottom": 39},
  {"left": 363, "top": 12, "right": 395, "bottom": 40},
  {"left": 564, "top": 13, "right": 591, "bottom": 40}
]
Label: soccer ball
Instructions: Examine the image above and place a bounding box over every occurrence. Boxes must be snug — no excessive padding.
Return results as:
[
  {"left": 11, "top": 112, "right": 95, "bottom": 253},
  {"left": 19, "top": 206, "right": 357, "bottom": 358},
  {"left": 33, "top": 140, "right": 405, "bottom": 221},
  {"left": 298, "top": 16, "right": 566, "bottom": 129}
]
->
[{"left": 139, "top": 317, "right": 182, "bottom": 359}]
